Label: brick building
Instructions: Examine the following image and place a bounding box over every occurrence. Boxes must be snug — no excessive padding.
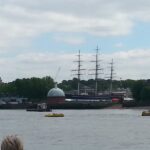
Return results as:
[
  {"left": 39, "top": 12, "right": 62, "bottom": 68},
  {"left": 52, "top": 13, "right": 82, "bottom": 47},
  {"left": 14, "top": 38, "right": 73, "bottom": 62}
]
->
[{"left": 47, "top": 84, "right": 65, "bottom": 105}]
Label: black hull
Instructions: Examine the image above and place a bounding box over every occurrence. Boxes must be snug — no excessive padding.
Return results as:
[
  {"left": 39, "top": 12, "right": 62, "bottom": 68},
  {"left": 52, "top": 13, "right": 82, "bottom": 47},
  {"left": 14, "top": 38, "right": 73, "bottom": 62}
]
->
[
  {"left": 26, "top": 108, "right": 51, "bottom": 112},
  {"left": 47, "top": 101, "right": 112, "bottom": 109},
  {"left": 65, "top": 94, "right": 111, "bottom": 100},
  {"left": 0, "top": 104, "right": 26, "bottom": 109}
]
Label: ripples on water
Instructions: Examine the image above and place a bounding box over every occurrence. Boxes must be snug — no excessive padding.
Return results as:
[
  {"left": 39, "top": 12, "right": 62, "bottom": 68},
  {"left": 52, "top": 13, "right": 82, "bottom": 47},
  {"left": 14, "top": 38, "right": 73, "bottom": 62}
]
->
[{"left": 0, "top": 109, "right": 150, "bottom": 150}]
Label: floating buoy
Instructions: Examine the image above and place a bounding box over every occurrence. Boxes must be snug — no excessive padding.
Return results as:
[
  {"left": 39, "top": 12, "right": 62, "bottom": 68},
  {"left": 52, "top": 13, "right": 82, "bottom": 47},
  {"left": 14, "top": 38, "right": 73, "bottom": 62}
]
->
[
  {"left": 45, "top": 113, "right": 64, "bottom": 117},
  {"left": 142, "top": 111, "right": 150, "bottom": 116}
]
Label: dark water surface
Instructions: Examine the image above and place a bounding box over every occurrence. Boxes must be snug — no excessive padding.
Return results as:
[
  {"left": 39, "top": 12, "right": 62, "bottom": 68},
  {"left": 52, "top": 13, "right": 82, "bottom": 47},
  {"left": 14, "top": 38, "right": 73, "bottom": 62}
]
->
[{"left": 0, "top": 109, "right": 150, "bottom": 150}]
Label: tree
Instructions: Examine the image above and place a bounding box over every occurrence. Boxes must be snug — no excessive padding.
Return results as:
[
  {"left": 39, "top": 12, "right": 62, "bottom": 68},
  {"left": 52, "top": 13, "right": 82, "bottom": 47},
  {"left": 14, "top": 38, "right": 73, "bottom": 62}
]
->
[
  {"left": 0, "top": 76, "right": 54, "bottom": 102},
  {"left": 140, "top": 86, "right": 150, "bottom": 103},
  {"left": 131, "top": 80, "right": 145, "bottom": 102}
]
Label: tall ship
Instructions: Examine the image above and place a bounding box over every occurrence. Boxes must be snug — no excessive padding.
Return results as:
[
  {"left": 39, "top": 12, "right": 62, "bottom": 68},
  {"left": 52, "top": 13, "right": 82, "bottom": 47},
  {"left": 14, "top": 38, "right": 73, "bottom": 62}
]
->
[{"left": 65, "top": 46, "right": 122, "bottom": 101}]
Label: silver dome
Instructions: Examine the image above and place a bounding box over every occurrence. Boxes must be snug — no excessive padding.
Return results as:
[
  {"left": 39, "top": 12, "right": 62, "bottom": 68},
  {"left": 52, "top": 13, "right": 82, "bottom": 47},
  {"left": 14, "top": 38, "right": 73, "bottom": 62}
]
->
[{"left": 47, "top": 87, "right": 65, "bottom": 97}]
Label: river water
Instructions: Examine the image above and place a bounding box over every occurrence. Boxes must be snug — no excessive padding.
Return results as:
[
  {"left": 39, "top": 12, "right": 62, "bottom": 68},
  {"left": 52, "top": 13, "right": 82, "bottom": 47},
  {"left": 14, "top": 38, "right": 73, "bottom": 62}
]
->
[{"left": 0, "top": 108, "right": 150, "bottom": 150}]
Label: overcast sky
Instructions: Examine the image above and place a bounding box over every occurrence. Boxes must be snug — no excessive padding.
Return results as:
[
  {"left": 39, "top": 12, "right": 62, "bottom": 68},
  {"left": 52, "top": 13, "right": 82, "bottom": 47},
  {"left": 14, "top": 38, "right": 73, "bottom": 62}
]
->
[{"left": 0, "top": 0, "right": 150, "bottom": 82}]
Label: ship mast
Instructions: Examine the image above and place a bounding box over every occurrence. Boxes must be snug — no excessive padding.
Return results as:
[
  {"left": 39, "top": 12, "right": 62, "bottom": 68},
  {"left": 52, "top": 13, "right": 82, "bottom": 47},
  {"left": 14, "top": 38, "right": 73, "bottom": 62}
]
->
[
  {"left": 89, "top": 46, "right": 102, "bottom": 95},
  {"left": 72, "top": 50, "right": 85, "bottom": 95},
  {"left": 109, "top": 59, "right": 115, "bottom": 94}
]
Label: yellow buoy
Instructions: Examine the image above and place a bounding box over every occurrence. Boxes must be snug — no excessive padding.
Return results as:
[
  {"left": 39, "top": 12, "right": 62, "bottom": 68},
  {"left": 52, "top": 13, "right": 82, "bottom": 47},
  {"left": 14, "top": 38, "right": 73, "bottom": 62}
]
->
[
  {"left": 142, "top": 111, "right": 150, "bottom": 116},
  {"left": 45, "top": 113, "right": 64, "bottom": 117}
]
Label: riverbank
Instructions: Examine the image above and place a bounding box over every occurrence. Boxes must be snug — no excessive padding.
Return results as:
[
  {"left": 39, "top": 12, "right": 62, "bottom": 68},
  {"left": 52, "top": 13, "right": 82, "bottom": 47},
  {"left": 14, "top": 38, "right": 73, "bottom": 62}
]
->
[
  {"left": 0, "top": 101, "right": 112, "bottom": 109},
  {"left": 1, "top": 101, "right": 150, "bottom": 110},
  {"left": 124, "top": 106, "right": 150, "bottom": 110}
]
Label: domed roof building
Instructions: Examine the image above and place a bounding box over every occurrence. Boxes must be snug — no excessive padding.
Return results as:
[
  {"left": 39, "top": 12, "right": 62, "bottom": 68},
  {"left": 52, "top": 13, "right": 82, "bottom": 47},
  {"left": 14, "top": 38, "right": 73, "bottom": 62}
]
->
[
  {"left": 47, "top": 83, "right": 65, "bottom": 105},
  {"left": 47, "top": 87, "right": 65, "bottom": 97}
]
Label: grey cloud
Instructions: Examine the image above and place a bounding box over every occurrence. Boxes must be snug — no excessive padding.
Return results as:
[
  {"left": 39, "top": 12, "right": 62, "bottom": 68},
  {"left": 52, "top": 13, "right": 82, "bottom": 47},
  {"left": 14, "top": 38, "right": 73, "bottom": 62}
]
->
[
  {"left": 0, "top": 0, "right": 150, "bottom": 49},
  {"left": 3, "top": 0, "right": 150, "bottom": 17},
  {"left": 1, "top": 49, "right": 149, "bottom": 82}
]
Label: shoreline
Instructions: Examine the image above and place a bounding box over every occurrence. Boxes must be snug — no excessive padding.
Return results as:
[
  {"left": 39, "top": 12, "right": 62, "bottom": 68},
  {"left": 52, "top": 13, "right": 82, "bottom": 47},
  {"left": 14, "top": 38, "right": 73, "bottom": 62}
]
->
[{"left": 124, "top": 106, "right": 150, "bottom": 110}]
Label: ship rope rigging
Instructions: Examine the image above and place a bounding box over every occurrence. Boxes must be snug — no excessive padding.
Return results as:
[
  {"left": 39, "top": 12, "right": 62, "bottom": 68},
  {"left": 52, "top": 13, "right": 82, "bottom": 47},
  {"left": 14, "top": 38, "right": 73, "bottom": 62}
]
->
[
  {"left": 89, "top": 46, "right": 103, "bottom": 95},
  {"left": 72, "top": 50, "right": 85, "bottom": 95}
]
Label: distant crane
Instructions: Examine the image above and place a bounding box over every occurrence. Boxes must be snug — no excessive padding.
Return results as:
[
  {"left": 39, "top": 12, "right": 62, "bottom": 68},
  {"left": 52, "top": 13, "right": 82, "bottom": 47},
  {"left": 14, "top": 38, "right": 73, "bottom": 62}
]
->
[{"left": 54, "top": 67, "right": 61, "bottom": 86}]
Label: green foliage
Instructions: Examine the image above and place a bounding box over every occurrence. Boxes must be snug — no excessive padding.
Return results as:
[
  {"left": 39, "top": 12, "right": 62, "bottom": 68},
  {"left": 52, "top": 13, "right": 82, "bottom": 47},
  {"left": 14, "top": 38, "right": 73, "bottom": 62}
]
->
[
  {"left": 131, "top": 80, "right": 145, "bottom": 102},
  {"left": 59, "top": 78, "right": 150, "bottom": 104},
  {"left": 59, "top": 80, "right": 72, "bottom": 91},
  {"left": 121, "top": 79, "right": 135, "bottom": 89},
  {"left": 140, "top": 86, "right": 150, "bottom": 102},
  {"left": 59, "top": 78, "right": 136, "bottom": 92},
  {"left": 131, "top": 80, "right": 150, "bottom": 103},
  {"left": 0, "top": 76, "right": 54, "bottom": 102},
  {"left": 58, "top": 78, "right": 78, "bottom": 91},
  {"left": 0, "top": 76, "right": 149, "bottom": 104}
]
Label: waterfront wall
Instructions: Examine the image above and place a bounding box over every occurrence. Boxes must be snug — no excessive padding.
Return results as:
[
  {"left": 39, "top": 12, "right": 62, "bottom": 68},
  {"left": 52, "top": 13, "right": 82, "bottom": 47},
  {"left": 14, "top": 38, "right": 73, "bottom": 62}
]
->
[{"left": 47, "top": 101, "right": 112, "bottom": 109}]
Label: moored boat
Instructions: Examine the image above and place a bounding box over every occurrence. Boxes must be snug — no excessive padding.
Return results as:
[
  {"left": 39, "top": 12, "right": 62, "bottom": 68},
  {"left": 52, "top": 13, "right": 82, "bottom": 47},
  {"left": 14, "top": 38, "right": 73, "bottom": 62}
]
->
[{"left": 26, "top": 103, "right": 52, "bottom": 112}]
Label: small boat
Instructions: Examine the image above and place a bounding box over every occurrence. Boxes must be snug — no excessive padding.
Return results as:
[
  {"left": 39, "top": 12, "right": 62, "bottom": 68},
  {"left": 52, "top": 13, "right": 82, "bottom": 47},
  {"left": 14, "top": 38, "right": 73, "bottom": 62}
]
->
[
  {"left": 26, "top": 103, "right": 52, "bottom": 112},
  {"left": 142, "top": 110, "right": 150, "bottom": 116},
  {"left": 45, "top": 113, "right": 64, "bottom": 117}
]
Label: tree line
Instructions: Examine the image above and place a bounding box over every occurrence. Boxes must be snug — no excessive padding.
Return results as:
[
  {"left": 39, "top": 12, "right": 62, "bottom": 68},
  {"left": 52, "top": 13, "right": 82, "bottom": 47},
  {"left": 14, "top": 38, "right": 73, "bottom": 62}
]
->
[
  {"left": 0, "top": 76, "right": 54, "bottom": 102},
  {"left": 0, "top": 77, "right": 150, "bottom": 104},
  {"left": 132, "top": 80, "right": 150, "bottom": 105}
]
